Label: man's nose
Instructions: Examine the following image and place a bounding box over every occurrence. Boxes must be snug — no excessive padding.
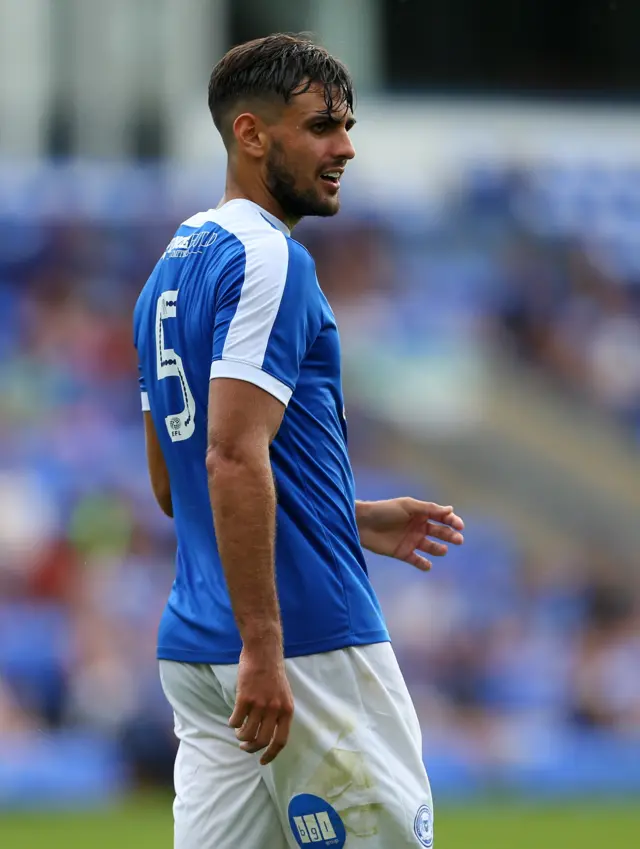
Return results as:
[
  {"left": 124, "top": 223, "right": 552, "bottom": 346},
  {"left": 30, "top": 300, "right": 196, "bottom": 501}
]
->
[{"left": 335, "top": 130, "right": 356, "bottom": 162}]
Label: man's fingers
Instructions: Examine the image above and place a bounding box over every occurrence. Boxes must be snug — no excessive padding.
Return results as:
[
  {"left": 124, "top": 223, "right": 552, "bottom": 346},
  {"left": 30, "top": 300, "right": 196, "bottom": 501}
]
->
[
  {"left": 431, "top": 506, "right": 464, "bottom": 531},
  {"left": 441, "top": 510, "right": 465, "bottom": 531},
  {"left": 235, "top": 709, "right": 263, "bottom": 743},
  {"left": 239, "top": 707, "right": 293, "bottom": 765},
  {"left": 405, "top": 550, "right": 432, "bottom": 572},
  {"left": 417, "top": 538, "right": 448, "bottom": 557},
  {"left": 229, "top": 700, "right": 251, "bottom": 730},
  {"left": 260, "top": 710, "right": 293, "bottom": 766},
  {"left": 407, "top": 499, "right": 465, "bottom": 531},
  {"left": 426, "top": 522, "right": 464, "bottom": 545},
  {"left": 240, "top": 713, "right": 276, "bottom": 754}
]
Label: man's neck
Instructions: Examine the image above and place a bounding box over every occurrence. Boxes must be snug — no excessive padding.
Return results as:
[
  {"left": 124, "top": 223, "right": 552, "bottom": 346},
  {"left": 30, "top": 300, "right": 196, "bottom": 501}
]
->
[{"left": 220, "top": 175, "right": 300, "bottom": 232}]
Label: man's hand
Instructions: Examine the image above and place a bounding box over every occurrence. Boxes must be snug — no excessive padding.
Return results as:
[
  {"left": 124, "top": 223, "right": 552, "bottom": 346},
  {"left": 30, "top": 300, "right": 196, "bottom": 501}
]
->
[
  {"left": 356, "top": 498, "right": 464, "bottom": 570},
  {"left": 229, "top": 645, "right": 294, "bottom": 766}
]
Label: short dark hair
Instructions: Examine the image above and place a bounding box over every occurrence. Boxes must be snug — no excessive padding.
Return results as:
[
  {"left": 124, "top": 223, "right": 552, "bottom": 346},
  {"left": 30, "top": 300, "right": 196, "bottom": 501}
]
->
[{"left": 208, "top": 33, "right": 355, "bottom": 142}]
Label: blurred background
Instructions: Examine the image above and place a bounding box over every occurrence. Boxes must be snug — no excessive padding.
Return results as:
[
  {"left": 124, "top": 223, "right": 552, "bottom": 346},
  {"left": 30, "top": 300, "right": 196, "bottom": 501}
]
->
[{"left": 1, "top": 1, "right": 640, "bottom": 847}]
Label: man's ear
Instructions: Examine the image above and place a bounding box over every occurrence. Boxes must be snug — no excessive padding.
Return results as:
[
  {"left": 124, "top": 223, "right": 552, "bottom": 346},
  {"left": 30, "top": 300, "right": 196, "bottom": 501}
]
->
[{"left": 233, "top": 113, "right": 267, "bottom": 159}]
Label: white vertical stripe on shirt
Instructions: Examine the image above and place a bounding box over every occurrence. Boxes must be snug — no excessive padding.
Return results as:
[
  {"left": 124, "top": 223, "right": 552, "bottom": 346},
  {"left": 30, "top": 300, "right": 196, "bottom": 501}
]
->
[
  {"left": 181, "top": 199, "right": 291, "bottom": 369},
  {"left": 221, "top": 227, "right": 289, "bottom": 367}
]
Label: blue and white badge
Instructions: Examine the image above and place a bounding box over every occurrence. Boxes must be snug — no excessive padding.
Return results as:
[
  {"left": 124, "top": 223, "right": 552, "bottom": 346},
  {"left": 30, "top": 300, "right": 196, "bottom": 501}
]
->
[
  {"left": 414, "top": 803, "right": 434, "bottom": 847},
  {"left": 288, "top": 794, "right": 346, "bottom": 847}
]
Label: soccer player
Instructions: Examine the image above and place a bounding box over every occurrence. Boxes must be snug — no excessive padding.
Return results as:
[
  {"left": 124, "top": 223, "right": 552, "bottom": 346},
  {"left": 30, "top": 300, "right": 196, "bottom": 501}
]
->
[{"left": 134, "top": 33, "right": 464, "bottom": 849}]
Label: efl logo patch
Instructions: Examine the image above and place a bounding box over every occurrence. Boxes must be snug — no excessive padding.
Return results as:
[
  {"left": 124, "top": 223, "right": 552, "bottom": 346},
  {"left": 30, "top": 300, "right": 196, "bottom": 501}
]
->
[
  {"left": 414, "top": 804, "right": 434, "bottom": 847},
  {"left": 288, "top": 794, "right": 346, "bottom": 847}
]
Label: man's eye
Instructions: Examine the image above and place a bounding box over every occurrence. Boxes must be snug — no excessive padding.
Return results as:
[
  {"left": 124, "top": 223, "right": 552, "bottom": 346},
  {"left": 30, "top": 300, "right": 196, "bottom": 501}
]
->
[{"left": 311, "top": 123, "right": 328, "bottom": 134}]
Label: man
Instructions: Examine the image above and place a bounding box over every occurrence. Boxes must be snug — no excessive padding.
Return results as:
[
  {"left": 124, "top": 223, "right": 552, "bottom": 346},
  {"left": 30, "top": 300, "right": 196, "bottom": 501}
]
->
[{"left": 134, "top": 33, "right": 464, "bottom": 849}]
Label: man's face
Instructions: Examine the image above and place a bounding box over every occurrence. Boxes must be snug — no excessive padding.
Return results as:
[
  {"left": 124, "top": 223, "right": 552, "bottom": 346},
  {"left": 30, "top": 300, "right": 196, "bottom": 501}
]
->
[{"left": 263, "top": 85, "right": 356, "bottom": 219}]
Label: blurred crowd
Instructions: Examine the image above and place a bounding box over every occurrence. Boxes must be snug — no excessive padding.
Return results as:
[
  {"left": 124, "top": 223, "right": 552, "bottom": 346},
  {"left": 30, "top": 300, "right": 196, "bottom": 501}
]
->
[
  {"left": 0, "top": 164, "right": 639, "bottom": 805},
  {"left": 456, "top": 160, "right": 640, "bottom": 436}
]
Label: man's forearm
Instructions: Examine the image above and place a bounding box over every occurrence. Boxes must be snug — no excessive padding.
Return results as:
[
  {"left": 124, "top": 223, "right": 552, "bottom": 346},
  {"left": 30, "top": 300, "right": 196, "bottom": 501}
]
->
[
  {"left": 207, "top": 449, "right": 283, "bottom": 652},
  {"left": 355, "top": 500, "right": 374, "bottom": 542}
]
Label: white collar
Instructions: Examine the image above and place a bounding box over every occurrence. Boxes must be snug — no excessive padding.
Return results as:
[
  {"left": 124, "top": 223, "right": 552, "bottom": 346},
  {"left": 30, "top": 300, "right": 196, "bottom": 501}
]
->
[{"left": 217, "top": 198, "right": 290, "bottom": 236}]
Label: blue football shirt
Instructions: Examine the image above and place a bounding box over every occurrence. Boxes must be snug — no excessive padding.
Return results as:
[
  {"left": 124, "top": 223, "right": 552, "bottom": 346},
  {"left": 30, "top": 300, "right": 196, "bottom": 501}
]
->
[{"left": 133, "top": 199, "right": 389, "bottom": 663}]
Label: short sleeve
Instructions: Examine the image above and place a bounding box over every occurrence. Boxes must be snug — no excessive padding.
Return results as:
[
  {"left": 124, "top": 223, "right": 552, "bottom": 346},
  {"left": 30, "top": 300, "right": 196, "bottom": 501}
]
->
[
  {"left": 210, "top": 233, "right": 321, "bottom": 406},
  {"left": 139, "top": 363, "right": 150, "bottom": 411},
  {"left": 133, "top": 299, "right": 150, "bottom": 412}
]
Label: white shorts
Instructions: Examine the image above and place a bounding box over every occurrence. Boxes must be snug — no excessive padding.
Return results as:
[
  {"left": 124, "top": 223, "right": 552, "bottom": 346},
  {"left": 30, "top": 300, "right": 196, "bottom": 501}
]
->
[{"left": 159, "top": 642, "right": 434, "bottom": 849}]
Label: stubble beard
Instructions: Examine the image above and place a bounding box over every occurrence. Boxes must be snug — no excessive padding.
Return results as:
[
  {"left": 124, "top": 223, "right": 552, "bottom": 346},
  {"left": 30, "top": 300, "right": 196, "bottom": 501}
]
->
[{"left": 265, "top": 142, "right": 339, "bottom": 220}]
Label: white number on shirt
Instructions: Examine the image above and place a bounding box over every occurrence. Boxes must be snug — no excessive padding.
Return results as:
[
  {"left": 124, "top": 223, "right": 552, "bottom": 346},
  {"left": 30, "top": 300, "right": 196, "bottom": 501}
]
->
[{"left": 156, "top": 290, "right": 195, "bottom": 442}]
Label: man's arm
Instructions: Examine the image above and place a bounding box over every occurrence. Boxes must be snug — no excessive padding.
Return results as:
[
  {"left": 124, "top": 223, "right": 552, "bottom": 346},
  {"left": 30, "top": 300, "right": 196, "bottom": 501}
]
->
[
  {"left": 206, "top": 376, "right": 285, "bottom": 650},
  {"left": 205, "top": 235, "right": 318, "bottom": 764},
  {"left": 206, "top": 376, "right": 294, "bottom": 765},
  {"left": 144, "top": 412, "right": 173, "bottom": 518}
]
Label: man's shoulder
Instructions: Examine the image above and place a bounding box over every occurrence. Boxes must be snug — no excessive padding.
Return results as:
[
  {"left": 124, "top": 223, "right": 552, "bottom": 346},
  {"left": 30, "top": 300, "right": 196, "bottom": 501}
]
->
[
  {"left": 186, "top": 201, "right": 280, "bottom": 243},
  {"left": 187, "top": 203, "right": 313, "bottom": 263},
  {"left": 285, "top": 234, "right": 316, "bottom": 269},
  {"left": 132, "top": 268, "right": 158, "bottom": 335}
]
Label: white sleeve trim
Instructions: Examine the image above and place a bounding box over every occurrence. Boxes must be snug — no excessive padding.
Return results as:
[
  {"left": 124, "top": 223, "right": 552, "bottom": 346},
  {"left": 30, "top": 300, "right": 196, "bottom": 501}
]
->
[
  {"left": 141, "top": 392, "right": 150, "bottom": 412},
  {"left": 210, "top": 359, "right": 292, "bottom": 406}
]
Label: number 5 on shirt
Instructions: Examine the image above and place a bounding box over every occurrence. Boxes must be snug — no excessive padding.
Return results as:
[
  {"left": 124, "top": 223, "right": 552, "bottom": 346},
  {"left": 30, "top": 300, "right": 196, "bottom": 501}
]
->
[{"left": 156, "top": 290, "right": 196, "bottom": 442}]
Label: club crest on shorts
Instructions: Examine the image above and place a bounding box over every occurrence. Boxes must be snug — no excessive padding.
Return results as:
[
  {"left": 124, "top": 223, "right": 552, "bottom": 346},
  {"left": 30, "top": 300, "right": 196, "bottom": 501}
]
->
[
  {"left": 414, "top": 804, "right": 434, "bottom": 847},
  {"left": 288, "top": 794, "right": 346, "bottom": 847}
]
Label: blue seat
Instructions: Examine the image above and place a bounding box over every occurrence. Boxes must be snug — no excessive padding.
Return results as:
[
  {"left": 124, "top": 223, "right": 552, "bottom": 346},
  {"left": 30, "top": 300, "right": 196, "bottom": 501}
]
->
[
  {"left": 498, "top": 729, "right": 640, "bottom": 798},
  {"left": 0, "top": 731, "right": 129, "bottom": 809},
  {"left": 0, "top": 603, "right": 71, "bottom": 719}
]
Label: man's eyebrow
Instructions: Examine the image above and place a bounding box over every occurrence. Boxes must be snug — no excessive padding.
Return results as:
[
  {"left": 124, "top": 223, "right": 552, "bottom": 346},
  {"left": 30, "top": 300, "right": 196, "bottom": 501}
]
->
[{"left": 308, "top": 112, "right": 357, "bottom": 126}]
